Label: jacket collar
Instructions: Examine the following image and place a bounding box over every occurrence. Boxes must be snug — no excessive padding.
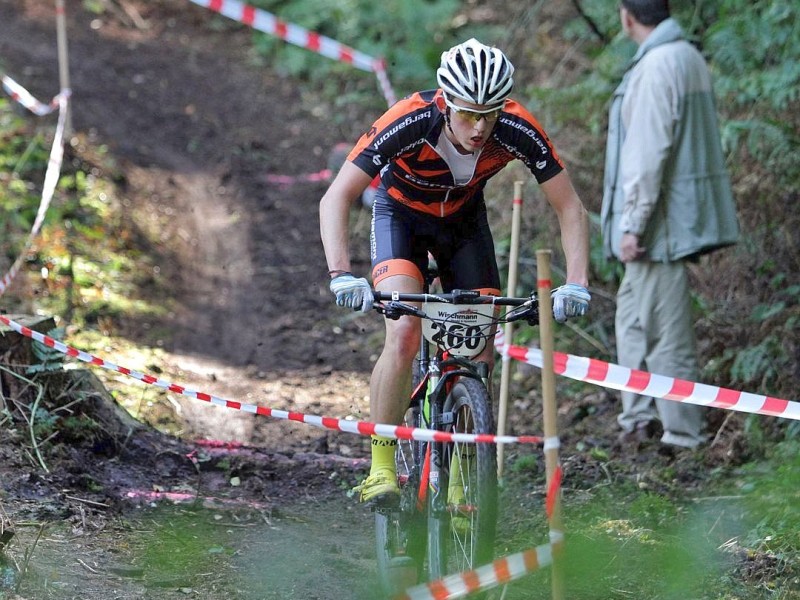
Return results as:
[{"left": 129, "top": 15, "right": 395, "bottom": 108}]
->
[{"left": 630, "top": 18, "right": 685, "bottom": 67}]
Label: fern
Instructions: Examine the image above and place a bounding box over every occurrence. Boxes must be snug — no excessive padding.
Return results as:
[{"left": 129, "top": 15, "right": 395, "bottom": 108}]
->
[
  {"left": 27, "top": 327, "right": 66, "bottom": 375},
  {"left": 705, "top": 1, "right": 800, "bottom": 190}
]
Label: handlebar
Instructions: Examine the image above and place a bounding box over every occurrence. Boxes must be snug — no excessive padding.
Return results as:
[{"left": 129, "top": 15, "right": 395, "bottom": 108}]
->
[
  {"left": 372, "top": 288, "right": 539, "bottom": 325},
  {"left": 373, "top": 288, "right": 528, "bottom": 305}
]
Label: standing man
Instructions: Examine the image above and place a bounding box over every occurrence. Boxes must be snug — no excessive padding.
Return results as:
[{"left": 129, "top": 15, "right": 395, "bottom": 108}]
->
[
  {"left": 601, "top": 0, "right": 739, "bottom": 450},
  {"left": 321, "top": 38, "right": 591, "bottom": 502}
]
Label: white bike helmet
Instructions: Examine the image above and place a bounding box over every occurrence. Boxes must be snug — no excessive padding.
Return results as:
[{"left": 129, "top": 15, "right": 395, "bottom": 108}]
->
[{"left": 436, "top": 38, "right": 514, "bottom": 108}]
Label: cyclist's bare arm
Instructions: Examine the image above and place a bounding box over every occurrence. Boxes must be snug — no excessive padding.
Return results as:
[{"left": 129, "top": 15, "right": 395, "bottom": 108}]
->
[
  {"left": 539, "top": 170, "right": 590, "bottom": 288},
  {"left": 320, "top": 161, "right": 374, "bottom": 274}
]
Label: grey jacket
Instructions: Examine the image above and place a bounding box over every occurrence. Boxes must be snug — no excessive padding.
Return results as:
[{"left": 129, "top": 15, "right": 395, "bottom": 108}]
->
[{"left": 601, "top": 18, "right": 739, "bottom": 262}]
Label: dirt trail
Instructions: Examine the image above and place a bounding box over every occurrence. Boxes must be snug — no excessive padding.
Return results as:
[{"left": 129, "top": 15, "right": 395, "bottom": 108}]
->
[
  {"left": 2, "top": 0, "right": 379, "bottom": 445},
  {"left": 0, "top": 1, "right": 385, "bottom": 598}
]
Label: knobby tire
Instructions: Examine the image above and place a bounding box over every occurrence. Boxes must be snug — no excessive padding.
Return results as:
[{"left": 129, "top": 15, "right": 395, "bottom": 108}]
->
[
  {"left": 375, "top": 403, "right": 426, "bottom": 597},
  {"left": 427, "top": 377, "right": 498, "bottom": 586}
]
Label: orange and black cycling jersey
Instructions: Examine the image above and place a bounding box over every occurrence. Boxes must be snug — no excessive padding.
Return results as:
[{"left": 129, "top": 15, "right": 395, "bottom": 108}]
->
[{"left": 346, "top": 89, "right": 565, "bottom": 218}]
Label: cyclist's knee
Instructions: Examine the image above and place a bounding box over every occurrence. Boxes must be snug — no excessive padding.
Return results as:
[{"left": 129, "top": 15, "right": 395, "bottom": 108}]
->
[
  {"left": 475, "top": 347, "right": 495, "bottom": 369},
  {"left": 385, "top": 319, "right": 420, "bottom": 362}
]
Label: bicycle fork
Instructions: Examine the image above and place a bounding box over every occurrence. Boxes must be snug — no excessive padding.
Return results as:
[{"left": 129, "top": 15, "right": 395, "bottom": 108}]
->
[
  {"left": 416, "top": 363, "right": 438, "bottom": 512},
  {"left": 418, "top": 363, "right": 454, "bottom": 520}
]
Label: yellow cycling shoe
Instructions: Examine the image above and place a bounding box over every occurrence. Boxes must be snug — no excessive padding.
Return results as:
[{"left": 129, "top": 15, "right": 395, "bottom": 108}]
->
[
  {"left": 448, "top": 450, "right": 472, "bottom": 535},
  {"left": 353, "top": 469, "right": 400, "bottom": 503},
  {"left": 451, "top": 513, "right": 471, "bottom": 536}
]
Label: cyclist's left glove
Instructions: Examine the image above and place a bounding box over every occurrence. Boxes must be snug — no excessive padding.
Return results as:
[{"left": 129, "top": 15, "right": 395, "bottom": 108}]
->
[
  {"left": 329, "top": 273, "right": 374, "bottom": 313},
  {"left": 551, "top": 283, "right": 591, "bottom": 323}
]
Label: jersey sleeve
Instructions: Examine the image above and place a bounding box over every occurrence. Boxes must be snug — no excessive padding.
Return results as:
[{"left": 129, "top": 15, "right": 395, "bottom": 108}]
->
[
  {"left": 346, "top": 92, "right": 436, "bottom": 178},
  {"left": 497, "top": 100, "right": 565, "bottom": 184}
]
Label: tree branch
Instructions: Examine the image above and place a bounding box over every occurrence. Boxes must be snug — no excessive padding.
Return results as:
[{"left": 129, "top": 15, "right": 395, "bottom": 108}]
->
[{"left": 570, "top": 0, "right": 610, "bottom": 44}]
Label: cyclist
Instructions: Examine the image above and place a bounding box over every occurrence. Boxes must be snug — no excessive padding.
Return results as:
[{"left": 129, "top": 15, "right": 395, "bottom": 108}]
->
[{"left": 320, "top": 38, "right": 591, "bottom": 503}]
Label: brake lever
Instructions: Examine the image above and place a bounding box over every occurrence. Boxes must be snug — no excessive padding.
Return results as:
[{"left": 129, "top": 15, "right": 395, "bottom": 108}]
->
[
  {"left": 375, "top": 301, "right": 426, "bottom": 321},
  {"left": 504, "top": 298, "right": 539, "bottom": 325}
]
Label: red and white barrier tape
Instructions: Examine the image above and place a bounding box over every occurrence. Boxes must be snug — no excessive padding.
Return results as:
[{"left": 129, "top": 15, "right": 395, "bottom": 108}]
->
[
  {"left": 188, "top": 0, "right": 397, "bottom": 106},
  {"left": 262, "top": 168, "right": 332, "bottom": 186},
  {"left": 495, "top": 331, "right": 800, "bottom": 421},
  {"left": 395, "top": 536, "right": 563, "bottom": 600},
  {"left": 545, "top": 465, "right": 563, "bottom": 520},
  {"left": 0, "top": 90, "right": 70, "bottom": 296},
  {"left": 0, "top": 314, "right": 543, "bottom": 446},
  {"left": 372, "top": 56, "right": 396, "bottom": 107},
  {"left": 1, "top": 75, "right": 68, "bottom": 116}
]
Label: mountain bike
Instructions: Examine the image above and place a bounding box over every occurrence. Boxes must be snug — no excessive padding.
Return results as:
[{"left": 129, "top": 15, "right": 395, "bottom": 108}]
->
[{"left": 370, "top": 279, "right": 539, "bottom": 597}]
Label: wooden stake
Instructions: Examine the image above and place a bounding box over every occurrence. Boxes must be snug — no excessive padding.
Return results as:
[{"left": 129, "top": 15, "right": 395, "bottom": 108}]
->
[
  {"left": 496, "top": 181, "right": 524, "bottom": 480},
  {"left": 537, "top": 249, "right": 565, "bottom": 600},
  {"left": 55, "top": 0, "right": 72, "bottom": 135}
]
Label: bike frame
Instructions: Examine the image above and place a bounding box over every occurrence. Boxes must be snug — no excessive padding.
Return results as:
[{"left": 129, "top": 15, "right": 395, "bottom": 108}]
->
[{"left": 412, "top": 352, "right": 489, "bottom": 515}]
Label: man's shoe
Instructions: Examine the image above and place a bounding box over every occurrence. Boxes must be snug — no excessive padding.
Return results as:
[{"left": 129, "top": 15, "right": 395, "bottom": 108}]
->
[
  {"left": 353, "top": 469, "right": 400, "bottom": 503},
  {"left": 616, "top": 420, "right": 661, "bottom": 448}
]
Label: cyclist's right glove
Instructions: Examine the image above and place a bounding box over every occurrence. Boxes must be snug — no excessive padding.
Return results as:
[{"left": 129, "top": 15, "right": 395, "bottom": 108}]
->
[{"left": 329, "top": 273, "right": 374, "bottom": 313}]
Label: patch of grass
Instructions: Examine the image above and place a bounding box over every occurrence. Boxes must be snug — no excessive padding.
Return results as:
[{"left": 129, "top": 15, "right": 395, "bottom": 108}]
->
[
  {"left": 496, "top": 445, "right": 800, "bottom": 599},
  {"left": 510, "top": 453, "right": 539, "bottom": 474},
  {"left": 728, "top": 441, "right": 800, "bottom": 575}
]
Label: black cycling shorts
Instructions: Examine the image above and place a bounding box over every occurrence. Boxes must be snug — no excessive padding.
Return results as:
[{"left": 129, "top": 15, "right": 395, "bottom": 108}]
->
[{"left": 369, "top": 186, "right": 501, "bottom": 293}]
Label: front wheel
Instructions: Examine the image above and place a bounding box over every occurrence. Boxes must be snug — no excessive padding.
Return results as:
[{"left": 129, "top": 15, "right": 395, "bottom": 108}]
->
[
  {"left": 427, "top": 377, "right": 498, "bottom": 584},
  {"left": 375, "top": 405, "right": 426, "bottom": 596}
]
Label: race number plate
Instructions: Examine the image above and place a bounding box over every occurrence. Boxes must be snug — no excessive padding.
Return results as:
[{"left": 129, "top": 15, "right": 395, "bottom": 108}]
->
[{"left": 421, "top": 302, "right": 495, "bottom": 357}]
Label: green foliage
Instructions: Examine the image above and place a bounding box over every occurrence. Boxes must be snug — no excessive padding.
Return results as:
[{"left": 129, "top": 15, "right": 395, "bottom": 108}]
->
[
  {"left": 711, "top": 283, "right": 798, "bottom": 401},
  {"left": 719, "top": 118, "right": 798, "bottom": 189},
  {"left": 30, "top": 408, "right": 98, "bottom": 447},
  {"left": 510, "top": 453, "right": 538, "bottom": 474},
  {"left": 526, "top": 70, "right": 615, "bottom": 140},
  {"left": 727, "top": 440, "right": 800, "bottom": 566},
  {"left": 27, "top": 327, "right": 67, "bottom": 375},
  {"left": 31, "top": 407, "right": 58, "bottom": 439},
  {"left": 545, "top": 0, "right": 799, "bottom": 192},
  {"left": 81, "top": 0, "right": 105, "bottom": 15},
  {"left": 0, "top": 99, "right": 171, "bottom": 330},
  {"left": 706, "top": 1, "right": 799, "bottom": 110},
  {"left": 728, "top": 339, "right": 780, "bottom": 389},
  {"left": 0, "top": 99, "right": 51, "bottom": 257},
  {"left": 588, "top": 212, "right": 622, "bottom": 286},
  {"left": 704, "top": 1, "right": 800, "bottom": 189},
  {"left": 629, "top": 492, "right": 678, "bottom": 529}
]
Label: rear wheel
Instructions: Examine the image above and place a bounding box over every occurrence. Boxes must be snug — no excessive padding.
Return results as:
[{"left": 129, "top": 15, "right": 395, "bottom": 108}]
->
[{"left": 426, "top": 377, "right": 498, "bottom": 585}]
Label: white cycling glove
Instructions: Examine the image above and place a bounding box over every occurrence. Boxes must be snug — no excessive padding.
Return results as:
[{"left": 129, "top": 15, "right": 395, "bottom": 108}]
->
[
  {"left": 551, "top": 283, "right": 591, "bottom": 323},
  {"left": 329, "top": 273, "right": 374, "bottom": 313}
]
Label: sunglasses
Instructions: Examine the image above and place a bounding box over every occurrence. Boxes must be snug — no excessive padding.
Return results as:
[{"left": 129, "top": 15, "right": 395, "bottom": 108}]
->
[{"left": 445, "top": 97, "right": 504, "bottom": 123}]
